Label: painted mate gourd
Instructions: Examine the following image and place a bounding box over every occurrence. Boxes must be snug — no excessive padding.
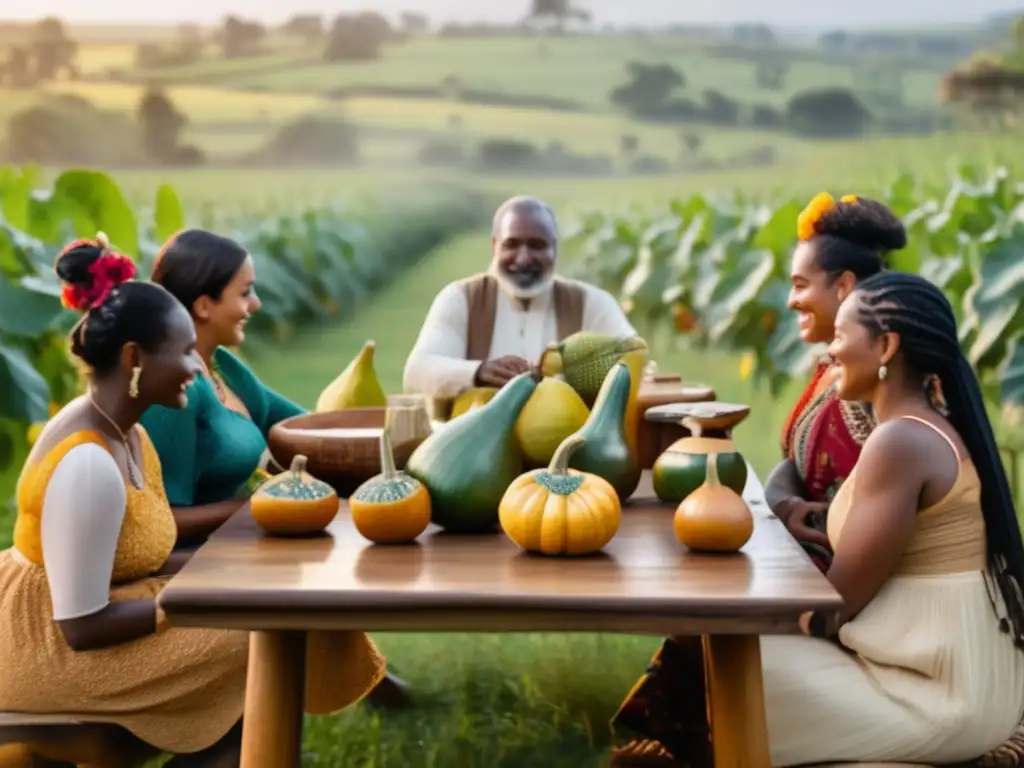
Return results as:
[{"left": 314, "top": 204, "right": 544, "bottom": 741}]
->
[
  {"left": 350, "top": 429, "right": 431, "bottom": 544},
  {"left": 650, "top": 402, "right": 749, "bottom": 504},
  {"left": 404, "top": 372, "right": 536, "bottom": 533},
  {"left": 499, "top": 434, "right": 621, "bottom": 556},
  {"left": 251, "top": 454, "right": 338, "bottom": 536},
  {"left": 673, "top": 452, "right": 753, "bottom": 553},
  {"left": 566, "top": 362, "right": 642, "bottom": 502}
]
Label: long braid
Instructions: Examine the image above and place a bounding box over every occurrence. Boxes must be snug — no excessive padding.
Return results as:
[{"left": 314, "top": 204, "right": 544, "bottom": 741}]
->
[{"left": 855, "top": 271, "right": 1024, "bottom": 647}]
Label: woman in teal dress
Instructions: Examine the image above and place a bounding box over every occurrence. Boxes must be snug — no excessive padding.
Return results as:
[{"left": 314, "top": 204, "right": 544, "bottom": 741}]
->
[{"left": 141, "top": 227, "right": 411, "bottom": 709}]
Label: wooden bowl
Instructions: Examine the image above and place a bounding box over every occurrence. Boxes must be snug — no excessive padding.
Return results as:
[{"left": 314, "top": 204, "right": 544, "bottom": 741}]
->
[
  {"left": 268, "top": 409, "right": 427, "bottom": 497},
  {"left": 645, "top": 401, "right": 751, "bottom": 432}
]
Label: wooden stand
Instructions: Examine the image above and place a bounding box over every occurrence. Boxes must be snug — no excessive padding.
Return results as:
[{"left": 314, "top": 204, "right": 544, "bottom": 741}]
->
[{"left": 636, "top": 375, "right": 716, "bottom": 469}]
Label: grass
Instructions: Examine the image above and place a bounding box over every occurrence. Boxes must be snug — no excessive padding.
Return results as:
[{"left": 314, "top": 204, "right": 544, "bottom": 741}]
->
[
  {"left": 33, "top": 81, "right": 332, "bottom": 124},
  {"left": 88, "top": 130, "right": 1024, "bottom": 213},
  {"left": 154, "top": 35, "right": 946, "bottom": 111}
]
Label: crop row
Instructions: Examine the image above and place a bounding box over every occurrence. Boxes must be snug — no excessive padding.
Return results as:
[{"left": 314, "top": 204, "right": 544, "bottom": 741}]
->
[{"left": 0, "top": 165, "right": 488, "bottom": 504}]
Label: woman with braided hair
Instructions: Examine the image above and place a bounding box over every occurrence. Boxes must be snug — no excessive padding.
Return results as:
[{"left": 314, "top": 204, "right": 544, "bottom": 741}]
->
[
  {"left": 615, "top": 271, "right": 1024, "bottom": 766},
  {"left": 612, "top": 192, "right": 903, "bottom": 763}
]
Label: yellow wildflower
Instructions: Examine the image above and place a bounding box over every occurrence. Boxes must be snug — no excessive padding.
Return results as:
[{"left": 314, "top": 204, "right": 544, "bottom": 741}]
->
[
  {"left": 840, "top": 194, "right": 859, "bottom": 204},
  {"left": 796, "top": 192, "right": 836, "bottom": 241},
  {"left": 739, "top": 352, "right": 756, "bottom": 382}
]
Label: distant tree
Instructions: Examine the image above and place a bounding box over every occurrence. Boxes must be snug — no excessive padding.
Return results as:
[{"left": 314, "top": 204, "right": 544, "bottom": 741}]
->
[
  {"left": 220, "top": 15, "right": 266, "bottom": 59},
  {"left": 701, "top": 89, "right": 740, "bottom": 125},
  {"left": 609, "top": 61, "right": 685, "bottom": 117},
  {"left": 137, "top": 87, "right": 188, "bottom": 162},
  {"left": 786, "top": 88, "right": 872, "bottom": 138},
  {"left": 939, "top": 62, "right": 1024, "bottom": 131},
  {"left": 30, "top": 17, "right": 78, "bottom": 81},
  {"left": 281, "top": 14, "right": 324, "bottom": 44},
  {"left": 323, "top": 13, "right": 393, "bottom": 62},
  {"left": 528, "top": 0, "right": 591, "bottom": 32},
  {"left": 3, "top": 46, "right": 32, "bottom": 87},
  {"left": 400, "top": 12, "right": 430, "bottom": 35}
]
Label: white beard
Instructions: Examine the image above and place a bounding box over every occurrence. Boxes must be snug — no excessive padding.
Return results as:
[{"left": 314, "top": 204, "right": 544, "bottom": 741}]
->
[{"left": 490, "top": 264, "right": 555, "bottom": 301}]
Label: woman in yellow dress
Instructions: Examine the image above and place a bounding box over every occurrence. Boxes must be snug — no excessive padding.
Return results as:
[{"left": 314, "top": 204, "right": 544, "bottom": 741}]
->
[
  {"left": 0, "top": 236, "right": 384, "bottom": 766},
  {"left": 614, "top": 271, "right": 1024, "bottom": 765}
]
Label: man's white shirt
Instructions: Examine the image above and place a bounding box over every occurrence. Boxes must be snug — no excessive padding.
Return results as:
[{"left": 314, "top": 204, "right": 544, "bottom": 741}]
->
[{"left": 403, "top": 279, "right": 637, "bottom": 401}]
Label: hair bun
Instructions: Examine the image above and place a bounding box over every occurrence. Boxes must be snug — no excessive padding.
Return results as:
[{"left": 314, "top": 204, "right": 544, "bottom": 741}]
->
[
  {"left": 55, "top": 236, "right": 137, "bottom": 312},
  {"left": 812, "top": 195, "right": 907, "bottom": 254}
]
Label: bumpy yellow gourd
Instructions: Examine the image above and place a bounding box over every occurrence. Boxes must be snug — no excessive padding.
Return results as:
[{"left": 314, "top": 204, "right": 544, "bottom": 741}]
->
[
  {"left": 350, "top": 429, "right": 431, "bottom": 544},
  {"left": 251, "top": 455, "right": 339, "bottom": 536},
  {"left": 673, "top": 452, "right": 753, "bottom": 553},
  {"left": 499, "top": 434, "right": 621, "bottom": 556}
]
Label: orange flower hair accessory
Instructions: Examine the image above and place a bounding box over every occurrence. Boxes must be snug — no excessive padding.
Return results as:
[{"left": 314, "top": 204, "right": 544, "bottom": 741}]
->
[
  {"left": 796, "top": 192, "right": 836, "bottom": 241},
  {"left": 796, "top": 193, "right": 860, "bottom": 241},
  {"left": 59, "top": 232, "right": 136, "bottom": 311}
]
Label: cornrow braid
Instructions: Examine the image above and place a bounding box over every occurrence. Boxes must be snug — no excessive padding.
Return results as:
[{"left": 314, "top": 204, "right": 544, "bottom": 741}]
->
[{"left": 854, "top": 271, "right": 1024, "bottom": 647}]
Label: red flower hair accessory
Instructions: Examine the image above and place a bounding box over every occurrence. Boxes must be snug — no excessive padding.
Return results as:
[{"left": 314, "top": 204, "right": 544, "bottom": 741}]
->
[{"left": 59, "top": 232, "right": 137, "bottom": 311}]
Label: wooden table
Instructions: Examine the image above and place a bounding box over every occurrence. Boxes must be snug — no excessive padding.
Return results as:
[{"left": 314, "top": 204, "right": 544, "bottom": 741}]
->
[{"left": 159, "top": 469, "right": 841, "bottom": 768}]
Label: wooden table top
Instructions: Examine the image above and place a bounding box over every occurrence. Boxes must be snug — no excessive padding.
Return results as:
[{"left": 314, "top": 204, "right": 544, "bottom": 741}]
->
[{"left": 159, "top": 471, "right": 842, "bottom": 636}]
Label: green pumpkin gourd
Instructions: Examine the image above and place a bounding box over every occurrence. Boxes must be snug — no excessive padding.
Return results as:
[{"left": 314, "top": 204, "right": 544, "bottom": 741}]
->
[
  {"left": 567, "top": 361, "right": 641, "bottom": 502},
  {"left": 404, "top": 372, "right": 536, "bottom": 533},
  {"left": 652, "top": 406, "right": 749, "bottom": 504}
]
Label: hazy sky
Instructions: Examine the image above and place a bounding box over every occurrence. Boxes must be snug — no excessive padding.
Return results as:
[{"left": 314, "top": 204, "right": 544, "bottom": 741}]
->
[{"left": 3, "top": 1, "right": 1020, "bottom": 30}]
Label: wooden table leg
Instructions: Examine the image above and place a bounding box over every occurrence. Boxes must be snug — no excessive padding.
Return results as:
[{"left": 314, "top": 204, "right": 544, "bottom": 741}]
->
[
  {"left": 240, "top": 630, "right": 307, "bottom": 768},
  {"left": 703, "top": 634, "right": 770, "bottom": 768}
]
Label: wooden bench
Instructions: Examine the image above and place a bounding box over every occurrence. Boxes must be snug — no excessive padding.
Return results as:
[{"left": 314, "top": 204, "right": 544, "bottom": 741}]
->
[{"left": 0, "top": 713, "right": 153, "bottom": 768}]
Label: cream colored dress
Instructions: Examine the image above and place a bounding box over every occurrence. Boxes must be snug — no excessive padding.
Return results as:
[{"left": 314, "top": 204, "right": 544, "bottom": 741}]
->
[{"left": 761, "top": 417, "right": 1024, "bottom": 766}]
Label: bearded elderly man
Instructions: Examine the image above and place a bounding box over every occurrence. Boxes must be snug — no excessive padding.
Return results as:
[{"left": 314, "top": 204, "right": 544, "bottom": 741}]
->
[{"left": 403, "top": 195, "right": 637, "bottom": 421}]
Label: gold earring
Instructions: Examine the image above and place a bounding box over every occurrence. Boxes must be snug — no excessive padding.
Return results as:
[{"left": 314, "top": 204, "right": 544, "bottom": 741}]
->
[
  {"left": 129, "top": 366, "right": 142, "bottom": 399},
  {"left": 878, "top": 364, "right": 888, "bottom": 381}
]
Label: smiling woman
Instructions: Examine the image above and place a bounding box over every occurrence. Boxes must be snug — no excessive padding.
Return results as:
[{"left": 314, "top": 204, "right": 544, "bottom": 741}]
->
[
  {"left": 611, "top": 193, "right": 909, "bottom": 765},
  {"left": 140, "top": 227, "right": 412, "bottom": 710}
]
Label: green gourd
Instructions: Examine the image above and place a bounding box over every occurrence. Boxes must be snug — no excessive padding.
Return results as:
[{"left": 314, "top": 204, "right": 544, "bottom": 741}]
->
[
  {"left": 404, "top": 372, "right": 537, "bottom": 533},
  {"left": 567, "top": 362, "right": 641, "bottom": 502},
  {"left": 652, "top": 407, "right": 749, "bottom": 504}
]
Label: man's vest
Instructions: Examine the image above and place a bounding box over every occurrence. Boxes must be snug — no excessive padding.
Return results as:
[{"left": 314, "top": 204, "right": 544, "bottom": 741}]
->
[{"left": 428, "top": 273, "right": 585, "bottom": 421}]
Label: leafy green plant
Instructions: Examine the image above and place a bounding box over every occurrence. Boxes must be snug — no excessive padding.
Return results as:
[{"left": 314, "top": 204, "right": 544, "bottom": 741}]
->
[
  {"left": 564, "top": 165, "right": 1024, "bottom": 407},
  {"left": 0, "top": 165, "right": 487, "bottom": 509}
]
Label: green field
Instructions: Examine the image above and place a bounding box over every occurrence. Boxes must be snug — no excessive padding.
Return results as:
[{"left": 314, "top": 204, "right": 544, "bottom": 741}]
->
[
  {"left": 2, "top": 18, "right": 1024, "bottom": 765},
  {"left": 97, "top": 35, "right": 945, "bottom": 110},
  {"left": 0, "top": 23, "right": 967, "bottom": 170}
]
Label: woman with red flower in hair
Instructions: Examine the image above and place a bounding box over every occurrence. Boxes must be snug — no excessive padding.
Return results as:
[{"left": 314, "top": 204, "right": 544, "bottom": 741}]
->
[{"left": 0, "top": 234, "right": 253, "bottom": 765}]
